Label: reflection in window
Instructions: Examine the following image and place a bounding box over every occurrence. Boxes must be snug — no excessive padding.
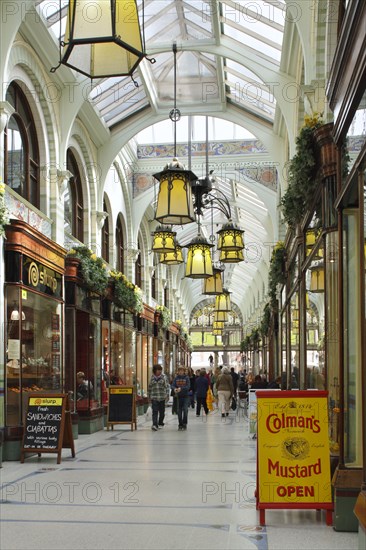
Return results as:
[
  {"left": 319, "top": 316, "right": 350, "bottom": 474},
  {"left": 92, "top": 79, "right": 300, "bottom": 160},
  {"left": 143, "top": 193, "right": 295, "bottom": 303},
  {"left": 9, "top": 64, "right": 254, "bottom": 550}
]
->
[
  {"left": 4, "top": 82, "right": 40, "bottom": 207},
  {"left": 66, "top": 149, "right": 84, "bottom": 241}
]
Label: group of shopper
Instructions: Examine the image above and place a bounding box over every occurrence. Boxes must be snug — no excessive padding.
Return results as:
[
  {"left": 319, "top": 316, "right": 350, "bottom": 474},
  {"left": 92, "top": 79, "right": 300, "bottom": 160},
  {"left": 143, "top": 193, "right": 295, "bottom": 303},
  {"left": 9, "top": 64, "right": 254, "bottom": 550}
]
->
[{"left": 147, "top": 364, "right": 237, "bottom": 431}]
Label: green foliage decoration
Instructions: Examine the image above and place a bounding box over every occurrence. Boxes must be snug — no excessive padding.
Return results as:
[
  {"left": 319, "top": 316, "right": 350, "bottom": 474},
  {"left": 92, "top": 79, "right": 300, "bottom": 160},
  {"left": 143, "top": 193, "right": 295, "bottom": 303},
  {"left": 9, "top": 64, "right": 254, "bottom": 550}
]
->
[
  {"left": 281, "top": 113, "right": 323, "bottom": 229},
  {"left": 68, "top": 246, "right": 109, "bottom": 294},
  {"left": 260, "top": 303, "right": 271, "bottom": 337},
  {"left": 110, "top": 270, "right": 143, "bottom": 314},
  {"left": 268, "top": 241, "right": 286, "bottom": 307},
  {"left": 156, "top": 305, "right": 172, "bottom": 329}
]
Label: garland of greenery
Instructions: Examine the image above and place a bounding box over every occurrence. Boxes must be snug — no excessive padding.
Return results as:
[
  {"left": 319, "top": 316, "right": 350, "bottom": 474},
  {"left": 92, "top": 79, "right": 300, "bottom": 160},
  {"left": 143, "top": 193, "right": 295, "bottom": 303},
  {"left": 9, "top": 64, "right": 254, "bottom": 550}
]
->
[
  {"left": 110, "top": 270, "right": 143, "bottom": 314},
  {"left": 268, "top": 241, "right": 286, "bottom": 308},
  {"left": 156, "top": 305, "right": 172, "bottom": 329},
  {"left": 281, "top": 114, "right": 323, "bottom": 229},
  {"left": 68, "top": 246, "right": 109, "bottom": 294},
  {"left": 0, "top": 183, "right": 9, "bottom": 238},
  {"left": 260, "top": 303, "right": 271, "bottom": 337}
]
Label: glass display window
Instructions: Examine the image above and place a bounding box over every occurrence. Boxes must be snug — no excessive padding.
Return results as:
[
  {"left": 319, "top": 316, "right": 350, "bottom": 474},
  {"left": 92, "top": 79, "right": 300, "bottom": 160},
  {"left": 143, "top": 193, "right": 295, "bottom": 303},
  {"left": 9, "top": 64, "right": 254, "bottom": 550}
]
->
[{"left": 6, "top": 286, "right": 63, "bottom": 426}]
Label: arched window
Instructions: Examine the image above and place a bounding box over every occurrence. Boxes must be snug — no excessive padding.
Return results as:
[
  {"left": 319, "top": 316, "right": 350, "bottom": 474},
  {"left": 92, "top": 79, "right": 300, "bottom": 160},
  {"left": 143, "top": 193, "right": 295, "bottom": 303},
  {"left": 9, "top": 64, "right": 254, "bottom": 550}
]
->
[
  {"left": 65, "top": 149, "right": 84, "bottom": 241},
  {"left": 116, "top": 215, "right": 124, "bottom": 272},
  {"left": 101, "top": 197, "right": 110, "bottom": 263},
  {"left": 4, "top": 82, "right": 40, "bottom": 208}
]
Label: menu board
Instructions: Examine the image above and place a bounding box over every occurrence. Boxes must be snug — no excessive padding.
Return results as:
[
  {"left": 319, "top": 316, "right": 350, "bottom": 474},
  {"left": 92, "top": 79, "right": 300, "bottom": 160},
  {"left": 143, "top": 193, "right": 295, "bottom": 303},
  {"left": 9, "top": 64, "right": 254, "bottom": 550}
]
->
[
  {"left": 21, "top": 394, "right": 75, "bottom": 464},
  {"left": 256, "top": 390, "right": 332, "bottom": 526},
  {"left": 107, "top": 386, "right": 136, "bottom": 431}
]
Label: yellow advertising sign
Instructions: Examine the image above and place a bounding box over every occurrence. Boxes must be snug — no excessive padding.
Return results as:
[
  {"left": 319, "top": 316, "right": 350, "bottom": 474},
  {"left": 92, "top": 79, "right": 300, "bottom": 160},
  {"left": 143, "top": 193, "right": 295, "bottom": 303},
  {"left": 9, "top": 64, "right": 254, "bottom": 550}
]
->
[
  {"left": 257, "top": 391, "right": 332, "bottom": 505},
  {"left": 110, "top": 388, "right": 132, "bottom": 395},
  {"left": 29, "top": 397, "right": 63, "bottom": 406}
]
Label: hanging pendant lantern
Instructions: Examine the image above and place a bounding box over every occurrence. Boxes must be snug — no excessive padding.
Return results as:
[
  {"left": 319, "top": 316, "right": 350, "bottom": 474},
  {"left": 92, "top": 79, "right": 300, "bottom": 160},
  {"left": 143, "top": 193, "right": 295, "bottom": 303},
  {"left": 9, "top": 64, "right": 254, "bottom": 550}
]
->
[
  {"left": 152, "top": 226, "right": 176, "bottom": 254},
  {"left": 310, "top": 262, "right": 325, "bottom": 292},
  {"left": 215, "top": 289, "right": 231, "bottom": 312},
  {"left": 153, "top": 159, "right": 197, "bottom": 225},
  {"left": 219, "top": 248, "right": 244, "bottom": 263},
  {"left": 56, "top": 0, "right": 147, "bottom": 80},
  {"left": 213, "top": 320, "right": 225, "bottom": 330},
  {"left": 213, "top": 310, "right": 228, "bottom": 323},
  {"left": 213, "top": 329, "right": 223, "bottom": 336},
  {"left": 217, "top": 222, "right": 244, "bottom": 252},
  {"left": 159, "top": 244, "right": 184, "bottom": 265},
  {"left": 185, "top": 235, "right": 213, "bottom": 279},
  {"left": 202, "top": 267, "right": 223, "bottom": 295}
]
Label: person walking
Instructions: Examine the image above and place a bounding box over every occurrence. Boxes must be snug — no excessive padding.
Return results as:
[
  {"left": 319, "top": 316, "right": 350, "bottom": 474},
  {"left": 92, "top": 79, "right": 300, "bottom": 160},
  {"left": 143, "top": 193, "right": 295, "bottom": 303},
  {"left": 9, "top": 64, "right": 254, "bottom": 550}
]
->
[
  {"left": 171, "top": 366, "right": 191, "bottom": 430},
  {"left": 195, "top": 369, "right": 209, "bottom": 416},
  {"left": 230, "top": 367, "right": 239, "bottom": 394},
  {"left": 148, "top": 364, "right": 169, "bottom": 431},
  {"left": 216, "top": 366, "right": 234, "bottom": 417}
]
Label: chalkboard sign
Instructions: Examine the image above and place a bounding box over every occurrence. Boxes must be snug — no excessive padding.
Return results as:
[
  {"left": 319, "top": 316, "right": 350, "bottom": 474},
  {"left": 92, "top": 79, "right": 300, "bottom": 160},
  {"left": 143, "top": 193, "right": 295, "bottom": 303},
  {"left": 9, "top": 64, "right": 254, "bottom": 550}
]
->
[
  {"left": 107, "top": 386, "right": 136, "bottom": 431},
  {"left": 21, "top": 394, "right": 75, "bottom": 464}
]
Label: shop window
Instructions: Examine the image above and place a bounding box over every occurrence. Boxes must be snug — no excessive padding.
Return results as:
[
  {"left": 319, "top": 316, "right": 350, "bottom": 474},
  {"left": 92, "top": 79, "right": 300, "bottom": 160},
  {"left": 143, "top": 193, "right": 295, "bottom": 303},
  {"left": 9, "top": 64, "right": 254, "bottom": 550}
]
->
[
  {"left": 65, "top": 149, "right": 84, "bottom": 242},
  {"left": 115, "top": 215, "right": 124, "bottom": 272},
  {"left": 305, "top": 242, "right": 325, "bottom": 391},
  {"left": 6, "top": 287, "right": 62, "bottom": 426},
  {"left": 343, "top": 207, "right": 362, "bottom": 466},
  {"left": 4, "top": 82, "right": 40, "bottom": 208}
]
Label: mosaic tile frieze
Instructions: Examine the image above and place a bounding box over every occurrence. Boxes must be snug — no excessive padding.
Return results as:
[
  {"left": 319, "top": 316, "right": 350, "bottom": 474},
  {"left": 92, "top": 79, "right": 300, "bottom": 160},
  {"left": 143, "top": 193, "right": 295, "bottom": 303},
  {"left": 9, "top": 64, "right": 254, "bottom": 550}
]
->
[
  {"left": 137, "top": 139, "right": 268, "bottom": 159},
  {"left": 5, "top": 192, "right": 52, "bottom": 237}
]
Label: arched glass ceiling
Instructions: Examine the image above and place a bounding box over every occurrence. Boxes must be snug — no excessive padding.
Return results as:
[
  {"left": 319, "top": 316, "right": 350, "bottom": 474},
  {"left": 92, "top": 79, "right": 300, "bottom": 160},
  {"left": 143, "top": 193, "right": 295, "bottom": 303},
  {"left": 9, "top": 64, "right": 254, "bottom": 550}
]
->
[{"left": 36, "top": 0, "right": 286, "bottom": 127}]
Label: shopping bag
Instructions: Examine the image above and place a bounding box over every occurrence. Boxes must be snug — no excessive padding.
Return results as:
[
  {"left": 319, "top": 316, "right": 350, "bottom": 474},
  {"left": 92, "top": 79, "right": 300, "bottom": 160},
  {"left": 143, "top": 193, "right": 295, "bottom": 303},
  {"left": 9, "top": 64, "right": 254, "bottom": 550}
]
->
[
  {"left": 231, "top": 396, "right": 237, "bottom": 411},
  {"left": 145, "top": 405, "right": 152, "bottom": 420},
  {"left": 206, "top": 388, "right": 214, "bottom": 411}
]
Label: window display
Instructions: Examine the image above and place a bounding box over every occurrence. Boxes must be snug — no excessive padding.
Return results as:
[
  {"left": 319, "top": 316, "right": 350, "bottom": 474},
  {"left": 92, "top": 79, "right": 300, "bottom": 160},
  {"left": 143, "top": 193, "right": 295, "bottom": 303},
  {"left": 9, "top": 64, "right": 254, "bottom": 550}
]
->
[{"left": 6, "top": 286, "right": 62, "bottom": 426}]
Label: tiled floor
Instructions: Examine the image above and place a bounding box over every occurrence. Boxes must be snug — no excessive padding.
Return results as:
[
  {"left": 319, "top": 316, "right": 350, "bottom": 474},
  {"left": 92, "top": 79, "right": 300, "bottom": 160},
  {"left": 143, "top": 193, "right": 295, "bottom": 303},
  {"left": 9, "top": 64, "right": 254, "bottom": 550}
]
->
[{"left": 0, "top": 407, "right": 359, "bottom": 550}]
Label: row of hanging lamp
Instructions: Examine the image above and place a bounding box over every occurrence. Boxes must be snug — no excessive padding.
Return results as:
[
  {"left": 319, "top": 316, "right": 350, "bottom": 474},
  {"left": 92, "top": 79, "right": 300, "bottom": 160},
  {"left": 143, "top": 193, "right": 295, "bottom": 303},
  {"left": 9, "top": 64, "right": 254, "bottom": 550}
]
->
[{"left": 213, "top": 320, "right": 225, "bottom": 330}]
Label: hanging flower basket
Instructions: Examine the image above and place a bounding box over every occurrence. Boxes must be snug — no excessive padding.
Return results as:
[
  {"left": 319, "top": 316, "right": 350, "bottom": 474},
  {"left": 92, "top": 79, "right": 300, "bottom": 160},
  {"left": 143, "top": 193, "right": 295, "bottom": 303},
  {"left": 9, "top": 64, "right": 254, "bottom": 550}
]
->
[
  {"left": 110, "top": 271, "right": 143, "bottom": 314},
  {"left": 155, "top": 305, "right": 172, "bottom": 330},
  {"left": 67, "top": 246, "right": 108, "bottom": 294}
]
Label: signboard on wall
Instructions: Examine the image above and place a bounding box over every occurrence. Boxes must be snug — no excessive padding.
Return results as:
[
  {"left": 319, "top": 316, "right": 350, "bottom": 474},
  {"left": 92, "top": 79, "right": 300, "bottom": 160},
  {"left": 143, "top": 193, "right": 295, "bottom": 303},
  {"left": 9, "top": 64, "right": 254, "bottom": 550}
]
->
[{"left": 256, "top": 390, "right": 332, "bottom": 526}]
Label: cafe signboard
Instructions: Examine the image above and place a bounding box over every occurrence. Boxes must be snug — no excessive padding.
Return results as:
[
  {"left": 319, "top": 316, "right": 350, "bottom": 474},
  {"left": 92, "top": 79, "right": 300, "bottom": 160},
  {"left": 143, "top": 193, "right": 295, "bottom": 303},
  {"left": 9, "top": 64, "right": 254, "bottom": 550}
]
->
[{"left": 256, "top": 390, "right": 333, "bottom": 526}]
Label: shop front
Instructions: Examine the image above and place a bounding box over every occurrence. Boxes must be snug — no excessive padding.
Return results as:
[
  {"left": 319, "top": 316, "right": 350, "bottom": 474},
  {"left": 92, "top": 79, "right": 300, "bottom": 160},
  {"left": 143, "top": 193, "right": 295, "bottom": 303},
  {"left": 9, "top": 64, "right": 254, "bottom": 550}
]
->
[
  {"left": 64, "top": 257, "right": 103, "bottom": 434},
  {"left": 4, "top": 220, "right": 66, "bottom": 459}
]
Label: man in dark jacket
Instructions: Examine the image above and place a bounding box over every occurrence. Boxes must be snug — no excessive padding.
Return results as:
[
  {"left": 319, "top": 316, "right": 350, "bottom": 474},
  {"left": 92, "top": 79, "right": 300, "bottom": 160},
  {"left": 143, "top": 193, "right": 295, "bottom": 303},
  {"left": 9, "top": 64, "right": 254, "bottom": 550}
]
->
[
  {"left": 195, "top": 369, "right": 209, "bottom": 416},
  {"left": 171, "top": 366, "right": 190, "bottom": 430}
]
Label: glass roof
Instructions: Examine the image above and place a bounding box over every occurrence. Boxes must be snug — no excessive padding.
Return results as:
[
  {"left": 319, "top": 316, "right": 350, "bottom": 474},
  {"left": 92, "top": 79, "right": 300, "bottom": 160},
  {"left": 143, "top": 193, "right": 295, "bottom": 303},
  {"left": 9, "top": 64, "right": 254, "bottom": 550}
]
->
[{"left": 36, "top": 0, "right": 286, "bottom": 127}]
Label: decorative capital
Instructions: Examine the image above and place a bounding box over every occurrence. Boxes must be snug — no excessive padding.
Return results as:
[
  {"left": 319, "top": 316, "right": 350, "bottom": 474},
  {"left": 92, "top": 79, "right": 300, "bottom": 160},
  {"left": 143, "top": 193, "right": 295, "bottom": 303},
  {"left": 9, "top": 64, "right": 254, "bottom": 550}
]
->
[
  {"left": 96, "top": 211, "right": 108, "bottom": 229},
  {"left": 57, "top": 170, "right": 73, "bottom": 199},
  {"left": 0, "top": 101, "right": 15, "bottom": 134}
]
